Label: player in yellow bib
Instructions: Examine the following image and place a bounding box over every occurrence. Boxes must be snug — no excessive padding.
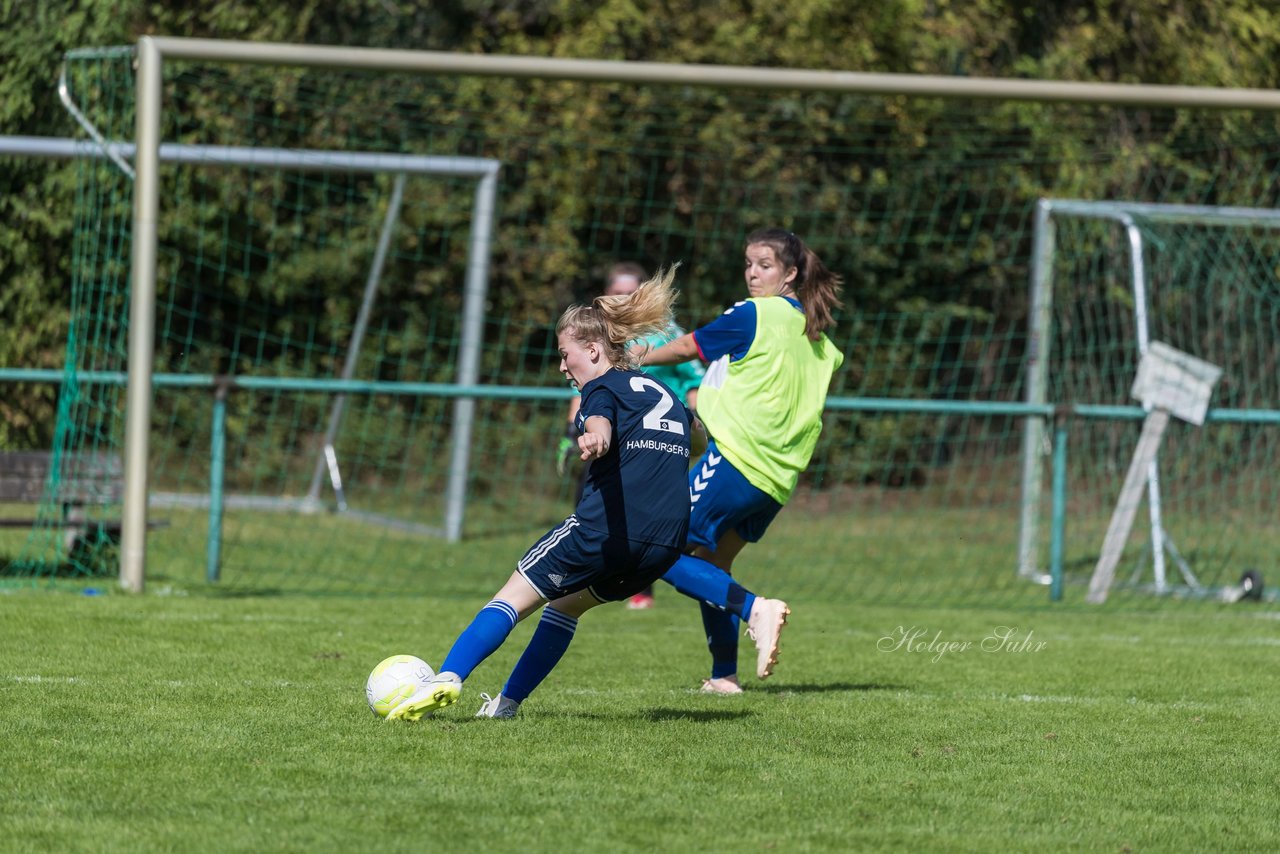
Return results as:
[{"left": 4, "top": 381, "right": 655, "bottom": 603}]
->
[{"left": 640, "top": 229, "right": 844, "bottom": 693}]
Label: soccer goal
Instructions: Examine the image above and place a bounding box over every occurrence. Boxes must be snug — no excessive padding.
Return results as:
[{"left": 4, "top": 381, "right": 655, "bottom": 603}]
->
[
  {"left": 25, "top": 38, "right": 1280, "bottom": 601},
  {"left": 1, "top": 133, "right": 494, "bottom": 582},
  {"left": 1020, "top": 199, "right": 1280, "bottom": 597},
  {"left": 68, "top": 125, "right": 498, "bottom": 561}
]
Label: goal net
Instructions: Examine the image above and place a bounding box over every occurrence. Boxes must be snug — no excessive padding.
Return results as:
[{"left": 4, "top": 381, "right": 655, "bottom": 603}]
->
[
  {"left": 1021, "top": 201, "right": 1280, "bottom": 598},
  {"left": 12, "top": 41, "right": 1279, "bottom": 605}
]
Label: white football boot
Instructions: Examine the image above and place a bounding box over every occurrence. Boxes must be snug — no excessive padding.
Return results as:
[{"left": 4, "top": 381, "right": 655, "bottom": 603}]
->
[
  {"left": 745, "top": 598, "right": 790, "bottom": 679},
  {"left": 701, "top": 676, "right": 744, "bottom": 695},
  {"left": 475, "top": 692, "right": 521, "bottom": 719}
]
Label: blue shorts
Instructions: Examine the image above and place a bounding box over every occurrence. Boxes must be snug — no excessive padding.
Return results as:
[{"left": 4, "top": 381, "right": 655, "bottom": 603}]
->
[
  {"left": 517, "top": 516, "right": 683, "bottom": 603},
  {"left": 687, "top": 442, "right": 783, "bottom": 552}
]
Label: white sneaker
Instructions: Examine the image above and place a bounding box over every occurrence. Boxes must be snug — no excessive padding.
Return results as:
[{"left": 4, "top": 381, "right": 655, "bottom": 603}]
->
[
  {"left": 385, "top": 672, "right": 462, "bottom": 721},
  {"left": 700, "top": 676, "right": 744, "bottom": 695},
  {"left": 475, "top": 692, "right": 521, "bottom": 719},
  {"left": 745, "top": 598, "right": 790, "bottom": 679}
]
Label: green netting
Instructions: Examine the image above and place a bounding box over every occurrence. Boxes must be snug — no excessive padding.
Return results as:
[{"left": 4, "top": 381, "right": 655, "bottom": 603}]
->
[
  {"left": 11, "top": 46, "right": 1279, "bottom": 606},
  {"left": 1037, "top": 210, "right": 1280, "bottom": 600}
]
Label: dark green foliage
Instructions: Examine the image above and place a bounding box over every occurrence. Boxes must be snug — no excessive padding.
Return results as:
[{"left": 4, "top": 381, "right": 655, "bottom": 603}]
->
[{"left": 5, "top": 1, "right": 1280, "bottom": 450}]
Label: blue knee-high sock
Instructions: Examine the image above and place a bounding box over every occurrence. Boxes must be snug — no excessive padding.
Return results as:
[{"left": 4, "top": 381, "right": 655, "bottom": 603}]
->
[
  {"left": 662, "top": 554, "right": 757, "bottom": 620},
  {"left": 701, "top": 602, "right": 740, "bottom": 679},
  {"left": 503, "top": 608, "right": 579, "bottom": 703},
  {"left": 440, "top": 599, "right": 519, "bottom": 681}
]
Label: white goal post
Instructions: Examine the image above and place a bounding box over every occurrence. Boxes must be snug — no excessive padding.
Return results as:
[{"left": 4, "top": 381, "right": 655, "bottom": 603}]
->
[{"left": 117, "top": 37, "right": 1280, "bottom": 593}]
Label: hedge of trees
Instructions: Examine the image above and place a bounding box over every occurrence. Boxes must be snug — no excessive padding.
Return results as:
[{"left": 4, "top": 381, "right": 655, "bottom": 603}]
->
[{"left": 3, "top": 0, "right": 1280, "bottom": 448}]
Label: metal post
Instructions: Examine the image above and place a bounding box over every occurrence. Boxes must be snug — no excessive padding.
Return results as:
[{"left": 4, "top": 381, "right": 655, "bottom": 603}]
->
[
  {"left": 1049, "top": 410, "right": 1069, "bottom": 602},
  {"left": 304, "top": 173, "right": 408, "bottom": 511},
  {"left": 1122, "top": 216, "right": 1168, "bottom": 591},
  {"left": 443, "top": 168, "right": 498, "bottom": 542},
  {"left": 206, "top": 380, "right": 229, "bottom": 582},
  {"left": 1018, "top": 199, "right": 1054, "bottom": 581},
  {"left": 120, "top": 37, "right": 162, "bottom": 593}
]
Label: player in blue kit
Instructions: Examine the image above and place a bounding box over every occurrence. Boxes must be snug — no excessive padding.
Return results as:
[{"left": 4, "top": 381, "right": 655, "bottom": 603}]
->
[
  {"left": 387, "top": 265, "right": 701, "bottom": 721},
  {"left": 558, "top": 261, "right": 705, "bottom": 610}
]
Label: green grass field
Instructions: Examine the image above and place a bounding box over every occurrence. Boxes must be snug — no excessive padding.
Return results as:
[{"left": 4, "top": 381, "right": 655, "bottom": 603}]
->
[
  {"left": 12, "top": 487, "right": 1275, "bottom": 608},
  {"left": 4, "top": 578, "right": 1280, "bottom": 852}
]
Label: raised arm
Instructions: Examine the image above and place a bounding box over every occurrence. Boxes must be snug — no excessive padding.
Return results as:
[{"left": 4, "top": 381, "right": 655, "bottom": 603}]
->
[{"left": 638, "top": 331, "right": 700, "bottom": 366}]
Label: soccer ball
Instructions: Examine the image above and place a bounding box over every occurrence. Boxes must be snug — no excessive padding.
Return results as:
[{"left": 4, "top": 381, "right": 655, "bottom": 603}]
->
[{"left": 365, "top": 654, "right": 435, "bottom": 718}]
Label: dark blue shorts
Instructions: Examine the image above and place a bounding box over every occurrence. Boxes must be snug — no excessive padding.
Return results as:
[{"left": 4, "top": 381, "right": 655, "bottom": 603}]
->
[
  {"left": 517, "top": 516, "right": 683, "bottom": 603},
  {"left": 686, "top": 442, "right": 783, "bottom": 552}
]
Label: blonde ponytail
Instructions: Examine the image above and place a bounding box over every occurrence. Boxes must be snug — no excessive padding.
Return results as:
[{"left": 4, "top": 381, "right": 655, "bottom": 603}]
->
[{"left": 557, "top": 264, "right": 681, "bottom": 368}]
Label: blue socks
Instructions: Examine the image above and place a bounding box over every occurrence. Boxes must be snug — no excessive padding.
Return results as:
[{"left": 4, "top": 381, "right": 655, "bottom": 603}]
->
[
  {"left": 701, "top": 602, "right": 740, "bottom": 679},
  {"left": 662, "top": 553, "right": 757, "bottom": 619},
  {"left": 438, "top": 600, "right": 580, "bottom": 703},
  {"left": 664, "top": 553, "right": 759, "bottom": 681},
  {"left": 504, "top": 608, "right": 579, "bottom": 703},
  {"left": 440, "top": 599, "right": 518, "bottom": 681}
]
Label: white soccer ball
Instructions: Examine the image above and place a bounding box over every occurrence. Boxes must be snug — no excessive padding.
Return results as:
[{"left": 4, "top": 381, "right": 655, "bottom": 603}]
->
[{"left": 365, "top": 654, "right": 435, "bottom": 718}]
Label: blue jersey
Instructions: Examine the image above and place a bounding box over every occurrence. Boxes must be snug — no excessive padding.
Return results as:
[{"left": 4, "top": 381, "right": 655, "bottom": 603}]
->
[
  {"left": 692, "top": 296, "right": 802, "bottom": 363},
  {"left": 573, "top": 368, "right": 692, "bottom": 548}
]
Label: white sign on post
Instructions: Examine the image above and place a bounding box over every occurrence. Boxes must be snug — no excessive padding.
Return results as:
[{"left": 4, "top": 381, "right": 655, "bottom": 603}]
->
[
  {"left": 1130, "top": 341, "right": 1222, "bottom": 427},
  {"left": 1086, "top": 342, "right": 1222, "bottom": 604}
]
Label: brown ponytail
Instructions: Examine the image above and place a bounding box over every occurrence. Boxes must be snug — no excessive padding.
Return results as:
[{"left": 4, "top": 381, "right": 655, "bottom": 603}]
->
[{"left": 745, "top": 228, "right": 843, "bottom": 341}]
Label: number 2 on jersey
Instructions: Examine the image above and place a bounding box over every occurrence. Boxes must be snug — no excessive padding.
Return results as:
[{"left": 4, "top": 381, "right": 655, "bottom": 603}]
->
[{"left": 630, "top": 376, "right": 685, "bottom": 435}]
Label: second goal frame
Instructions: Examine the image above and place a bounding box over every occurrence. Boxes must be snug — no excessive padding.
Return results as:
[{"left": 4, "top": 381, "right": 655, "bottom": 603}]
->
[{"left": 1019, "top": 198, "right": 1280, "bottom": 590}]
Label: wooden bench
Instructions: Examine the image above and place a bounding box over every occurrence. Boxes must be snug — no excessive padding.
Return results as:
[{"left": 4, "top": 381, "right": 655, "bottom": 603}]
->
[{"left": 0, "top": 451, "right": 129, "bottom": 553}]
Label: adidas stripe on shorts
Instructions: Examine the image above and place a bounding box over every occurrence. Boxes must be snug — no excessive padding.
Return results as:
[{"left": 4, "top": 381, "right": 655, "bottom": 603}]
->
[{"left": 517, "top": 515, "right": 683, "bottom": 603}]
